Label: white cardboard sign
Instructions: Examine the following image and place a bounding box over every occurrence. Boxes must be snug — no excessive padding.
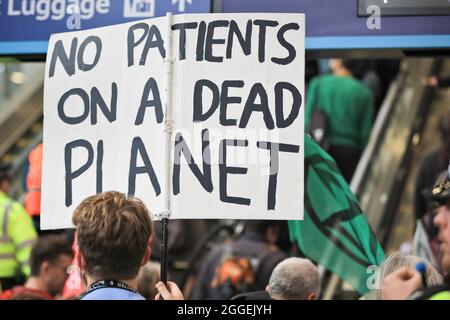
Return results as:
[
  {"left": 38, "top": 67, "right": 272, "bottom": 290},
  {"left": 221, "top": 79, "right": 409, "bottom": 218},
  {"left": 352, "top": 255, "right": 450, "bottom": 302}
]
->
[{"left": 42, "top": 13, "right": 305, "bottom": 229}]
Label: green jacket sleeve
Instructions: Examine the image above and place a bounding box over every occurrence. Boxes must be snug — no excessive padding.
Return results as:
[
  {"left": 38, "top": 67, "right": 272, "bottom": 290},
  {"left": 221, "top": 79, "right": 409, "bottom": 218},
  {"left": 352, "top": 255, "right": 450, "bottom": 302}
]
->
[
  {"left": 8, "top": 203, "right": 37, "bottom": 276},
  {"left": 305, "top": 78, "right": 319, "bottom": 127},
  {"left": 359, "top": 89, "right": 374, "bottom": 150}
]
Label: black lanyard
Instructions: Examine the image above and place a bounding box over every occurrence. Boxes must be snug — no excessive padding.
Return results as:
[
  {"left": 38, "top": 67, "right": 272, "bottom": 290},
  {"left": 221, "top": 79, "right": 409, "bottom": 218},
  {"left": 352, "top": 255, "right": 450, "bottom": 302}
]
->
[{"left": 79, "top": 280, "right": 139, "bottom": 299}]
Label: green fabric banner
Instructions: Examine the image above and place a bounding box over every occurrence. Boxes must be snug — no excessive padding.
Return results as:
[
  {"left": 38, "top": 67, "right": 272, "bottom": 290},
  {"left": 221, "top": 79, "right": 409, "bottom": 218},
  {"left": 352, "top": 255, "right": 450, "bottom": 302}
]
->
[{"left": 289, "top": 136, "right": 384, "bottom": 295}]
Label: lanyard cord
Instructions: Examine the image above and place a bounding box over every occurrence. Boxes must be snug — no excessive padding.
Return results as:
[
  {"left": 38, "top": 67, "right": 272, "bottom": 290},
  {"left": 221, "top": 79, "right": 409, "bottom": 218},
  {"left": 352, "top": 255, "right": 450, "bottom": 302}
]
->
[{"left": 79, "top": 279, "right": 139, "bottom": 299}]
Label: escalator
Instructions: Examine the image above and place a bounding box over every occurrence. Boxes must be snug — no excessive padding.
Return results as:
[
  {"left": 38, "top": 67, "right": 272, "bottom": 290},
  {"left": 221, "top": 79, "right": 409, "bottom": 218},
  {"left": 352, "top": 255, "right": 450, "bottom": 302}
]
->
[
  {"left": 354, "top": 58, "right": 449, "bottom": 250},
  {"left": 383, "top": 60, "right": 450, "bottom": 252},
  {"left": 355, "top": 59, "right": 436, "bottom": 243},
  {"left": 324, "top": 57, "right": 450, "bottom": 299}
]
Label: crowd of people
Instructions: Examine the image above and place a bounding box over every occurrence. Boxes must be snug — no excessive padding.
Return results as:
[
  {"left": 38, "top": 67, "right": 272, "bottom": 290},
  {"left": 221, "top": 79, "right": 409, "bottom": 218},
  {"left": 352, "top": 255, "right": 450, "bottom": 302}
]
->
[
  {"left": 0, "top": 190, "right": 324, "bottom": 300},
  {"left": 0, "top": 163, "right": 448, "bottom": 300},
  {"left": 0, "top": 59, "right": 449, "bottom": 300}
]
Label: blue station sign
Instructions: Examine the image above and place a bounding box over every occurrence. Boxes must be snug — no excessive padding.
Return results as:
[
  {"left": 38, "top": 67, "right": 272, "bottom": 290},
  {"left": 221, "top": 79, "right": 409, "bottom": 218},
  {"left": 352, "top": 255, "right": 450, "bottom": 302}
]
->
[{"left": 0, "top": 0, "right": 211, "bottom": 55}]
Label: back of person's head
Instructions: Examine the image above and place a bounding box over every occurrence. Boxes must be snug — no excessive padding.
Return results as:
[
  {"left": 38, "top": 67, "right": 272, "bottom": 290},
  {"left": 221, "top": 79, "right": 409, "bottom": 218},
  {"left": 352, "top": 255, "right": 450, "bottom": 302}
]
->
[
  {"left": 137, "top": 262, "right": 161, "bottom": 300},
  {"left": 329, "top": 59, "right": 359, "bottom": 75},
  {"left": 267, "top": 257, "right": 320, "bottom": 300},
  {"left": 341, "top": 59, "right": 360, "bottom": 75},
  {"left": 30, "top": 235, "right": 74, "bottom": 296},
  {"left": 72, "top": 191, "right": 154, "bottom": 280},
  {"left": 243, "top": 220, "right": 282, "bottom": 245},
  {"left": 376, "top": 251, "right": 443, "bottom": 299}
]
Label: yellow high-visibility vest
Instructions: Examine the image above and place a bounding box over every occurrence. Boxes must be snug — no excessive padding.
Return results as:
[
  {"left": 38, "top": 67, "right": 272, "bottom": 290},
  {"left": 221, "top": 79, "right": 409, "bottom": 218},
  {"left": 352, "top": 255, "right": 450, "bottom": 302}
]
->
[
  {"left": 0, "top": 192, "right": 37, "bottom": 279},
  {"left": 429, "top": 291, "right": 450, "bottom": 300}
]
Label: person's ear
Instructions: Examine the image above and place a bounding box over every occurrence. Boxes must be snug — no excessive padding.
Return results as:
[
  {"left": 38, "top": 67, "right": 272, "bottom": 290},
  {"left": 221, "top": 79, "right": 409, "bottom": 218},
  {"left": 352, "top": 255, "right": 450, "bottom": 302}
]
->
[
  {"left": 265, "top": 285, "right": 271, "bottom": 293},
  {"left": 141, "top": 247, "right": 151, "bottom": 267},
  {"left": 40, "top": 261, "right": 51, "bottom": 276},
  {"left": 148, "top": 235, "right": 154, "bottom": 248},
  {"left": 141, "top": 236, "right": 153, "bottom": 267},
  {"left": 76, "top": 249, "right": 86, "bottom": 272}
]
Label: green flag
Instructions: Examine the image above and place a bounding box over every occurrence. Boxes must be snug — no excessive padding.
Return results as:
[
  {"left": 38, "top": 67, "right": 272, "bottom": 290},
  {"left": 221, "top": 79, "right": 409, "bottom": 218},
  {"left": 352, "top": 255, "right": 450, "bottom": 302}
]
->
[{"left": 289, "top": 136, "right": 384, "bottom": 295}]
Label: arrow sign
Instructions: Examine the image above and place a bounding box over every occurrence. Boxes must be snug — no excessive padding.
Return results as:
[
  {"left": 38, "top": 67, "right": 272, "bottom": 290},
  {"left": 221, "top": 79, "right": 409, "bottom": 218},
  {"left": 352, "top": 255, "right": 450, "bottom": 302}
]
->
[{"left": 172, "top": 0, "right": 192, "bottom": 12}]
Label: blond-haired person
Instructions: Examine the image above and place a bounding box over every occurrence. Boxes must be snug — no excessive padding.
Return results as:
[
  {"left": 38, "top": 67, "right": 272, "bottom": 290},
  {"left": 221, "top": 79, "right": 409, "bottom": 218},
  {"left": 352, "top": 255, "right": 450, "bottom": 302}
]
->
[{"left": 375, "top": 252, "right": 443, "bottom": 300}]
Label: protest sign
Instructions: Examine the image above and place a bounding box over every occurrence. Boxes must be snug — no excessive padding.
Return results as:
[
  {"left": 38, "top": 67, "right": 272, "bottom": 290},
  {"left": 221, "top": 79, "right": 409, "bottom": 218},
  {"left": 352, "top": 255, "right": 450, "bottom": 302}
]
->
[{"left": 42, "top": 13, "right": 305, "bottom": 229}]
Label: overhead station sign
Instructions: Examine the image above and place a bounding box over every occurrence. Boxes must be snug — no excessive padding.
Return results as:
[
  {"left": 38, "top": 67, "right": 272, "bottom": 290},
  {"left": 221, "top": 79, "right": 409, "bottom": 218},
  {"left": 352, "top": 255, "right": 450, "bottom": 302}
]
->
[
  {"left": 221, "top": 0, "right": 450, "bottom": 50},
  {"left": 0, "top": 0, "right": 211, "bottom": 55}
]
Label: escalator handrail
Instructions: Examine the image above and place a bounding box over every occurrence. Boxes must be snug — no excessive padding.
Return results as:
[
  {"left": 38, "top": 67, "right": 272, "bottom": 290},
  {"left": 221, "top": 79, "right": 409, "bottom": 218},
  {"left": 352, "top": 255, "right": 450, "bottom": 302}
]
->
[{"left": 350, "top": 79, "right": 400, "bottom": 198}]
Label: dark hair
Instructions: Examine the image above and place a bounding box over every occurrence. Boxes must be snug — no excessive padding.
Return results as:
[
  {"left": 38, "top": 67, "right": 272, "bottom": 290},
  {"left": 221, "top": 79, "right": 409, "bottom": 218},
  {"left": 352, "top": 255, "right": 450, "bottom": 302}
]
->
[
  {"left": 341, "top": 60, "right": 361, "bottom": 75},
  {"left": 0, "top": 163, "right": 11, "bottom": 181},
  {"left": 30, "top": 235, "right": 73, "bottom": 277},
  {"left": 72, "top": 191, "right": 154, "bottom": 280}
]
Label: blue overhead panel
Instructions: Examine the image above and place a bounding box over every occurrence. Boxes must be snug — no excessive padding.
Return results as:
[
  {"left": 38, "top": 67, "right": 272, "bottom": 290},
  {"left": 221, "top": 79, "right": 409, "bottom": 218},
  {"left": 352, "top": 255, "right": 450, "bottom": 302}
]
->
[
  {"left": 0, "top": 0, "right": 211, "bottom": 55},
  {"left": 221, "top": 0, "right": 450, "bottom": 50}
]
